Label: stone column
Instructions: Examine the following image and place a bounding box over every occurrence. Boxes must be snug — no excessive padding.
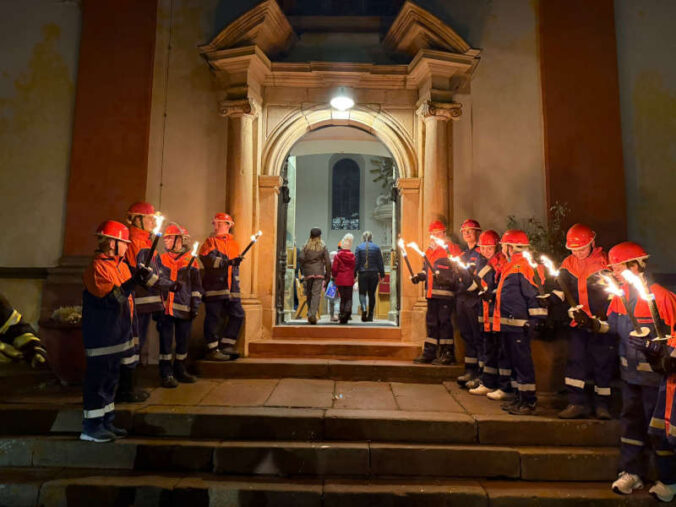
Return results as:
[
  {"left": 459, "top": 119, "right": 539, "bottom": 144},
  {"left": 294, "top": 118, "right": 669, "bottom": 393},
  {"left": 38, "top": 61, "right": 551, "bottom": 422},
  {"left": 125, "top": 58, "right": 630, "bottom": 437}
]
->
[
  {"left": 257, "top": 175, "right": 282, "bottom": 340},
  {"left": 220, "top": 98, "right": 263, "bottom": 350}
]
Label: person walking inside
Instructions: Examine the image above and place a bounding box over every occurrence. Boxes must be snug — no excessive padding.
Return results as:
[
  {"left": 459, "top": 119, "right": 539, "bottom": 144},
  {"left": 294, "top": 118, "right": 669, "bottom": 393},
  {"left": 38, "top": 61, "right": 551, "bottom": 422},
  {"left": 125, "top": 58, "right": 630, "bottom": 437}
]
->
[
  {"left": 332, "top": 234, "right": 356, "bottom": 324},
  {"left": 326, "top": 243, "right": 342, "bottom": 322},
  {"left": 354, "top": 231, "right": 385, "bottom": 322},
  {"left": 299, "top": 228, "right": 331, "bottom": 325}
]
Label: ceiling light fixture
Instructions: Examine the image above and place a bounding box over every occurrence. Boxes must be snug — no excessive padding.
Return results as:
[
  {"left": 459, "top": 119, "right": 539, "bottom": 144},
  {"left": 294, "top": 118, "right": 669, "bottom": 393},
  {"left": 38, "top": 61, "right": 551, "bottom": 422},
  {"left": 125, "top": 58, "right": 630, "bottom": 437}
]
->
[{"left": 330, "top": 86, "right": 355, "bottom": 111}]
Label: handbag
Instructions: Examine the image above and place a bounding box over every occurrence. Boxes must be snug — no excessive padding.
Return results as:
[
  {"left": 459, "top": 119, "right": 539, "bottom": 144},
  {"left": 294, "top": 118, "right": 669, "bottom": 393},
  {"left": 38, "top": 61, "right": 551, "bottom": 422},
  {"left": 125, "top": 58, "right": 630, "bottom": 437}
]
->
[{"left": 325, "top": 281, "right": 337, "bottom": 299}]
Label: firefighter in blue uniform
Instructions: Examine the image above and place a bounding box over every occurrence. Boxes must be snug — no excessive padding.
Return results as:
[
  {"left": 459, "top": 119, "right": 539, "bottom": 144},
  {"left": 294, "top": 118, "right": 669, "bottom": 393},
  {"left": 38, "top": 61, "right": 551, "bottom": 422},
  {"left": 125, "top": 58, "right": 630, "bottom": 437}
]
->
[
  {"left": 411, "top": 220, "right": 462, "bottom": 364},
  {"left": 81, "top": 220, "right": 153, "bottom": 442},
  {"left": 456, "top": 219, "right": 486, "bottom": 388},
  {"left": 492, "top": 229, "right": 547, "bottom": 415},
  {"left": 0, "top": 293, "right": 47, "bottom": 368},
  {"left": 156, "top": 223, "right": 203, "bottom": 388},
  {"left": 577, "top": 241, "right": 676, "bottom": 501}
]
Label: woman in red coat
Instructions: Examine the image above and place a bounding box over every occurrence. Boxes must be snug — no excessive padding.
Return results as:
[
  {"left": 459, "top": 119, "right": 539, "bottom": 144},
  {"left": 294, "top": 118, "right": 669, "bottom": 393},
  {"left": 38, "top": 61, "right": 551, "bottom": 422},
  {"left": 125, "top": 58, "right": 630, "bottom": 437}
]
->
[{"left": 332, "top": 234, "right": 356, "bottom": 324}]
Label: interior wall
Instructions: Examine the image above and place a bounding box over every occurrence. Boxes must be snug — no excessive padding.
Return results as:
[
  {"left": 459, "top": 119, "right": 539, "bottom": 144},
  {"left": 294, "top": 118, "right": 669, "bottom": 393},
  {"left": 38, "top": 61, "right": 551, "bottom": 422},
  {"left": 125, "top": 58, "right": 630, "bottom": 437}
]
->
[{"left": 614, "top": 0, "right": 676, "bottom": 274}]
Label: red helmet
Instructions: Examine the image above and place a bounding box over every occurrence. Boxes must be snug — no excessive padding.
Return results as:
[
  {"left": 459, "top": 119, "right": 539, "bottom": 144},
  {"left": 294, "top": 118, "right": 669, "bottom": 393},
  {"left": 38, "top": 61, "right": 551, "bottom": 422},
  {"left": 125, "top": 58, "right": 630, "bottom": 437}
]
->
[
  {"left": 96, "top": 220, "right": 130, "bottom": 243},
  {"left": 460, "top": 219, "right": 481, "bottom": 231},
  {"left": 478, "top": 230, "right": 500, "bottom": 247},
  {"left": 127, "top": 202, "right": 155, "bottom": 216},
  {"left": 164, "top": 222, "right": 189, "bottom": 238},
  {"left": 428, "top": 220, "right": 446, "bottom": 233},
  {"left": 501, "top": 229, "right": 529, "bottom": 246},
  {"left": 213, "top": 213, "right": 234, "bottom": 225},
  {"left": 608, "top": 241, "right": 649, "bottom": 266},
  {"left": 566, "top": 223, "right": 596, "bottom": 250}
]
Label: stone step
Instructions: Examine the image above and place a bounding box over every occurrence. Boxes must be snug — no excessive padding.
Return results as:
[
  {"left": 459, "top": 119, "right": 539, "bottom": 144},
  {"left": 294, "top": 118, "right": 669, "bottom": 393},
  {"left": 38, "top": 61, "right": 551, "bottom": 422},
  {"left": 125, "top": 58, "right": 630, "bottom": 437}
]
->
[
  {"left": 196, "top": 358, "right": 463, "bottom": 383},
  {"left": 0, "top": 436, "right": 620, "bottom": 481},
  {"left": 248, "top": 339, "right": 420, "bottom": 360},
  {"left": 272, "top": 325, "right": 400, "bottom": 340},
  {"left": 0, "top": 468, "right": 655, "bottom": 507},
  {"left": 0, "top": 404, "right": 621, "bottom": 446}
]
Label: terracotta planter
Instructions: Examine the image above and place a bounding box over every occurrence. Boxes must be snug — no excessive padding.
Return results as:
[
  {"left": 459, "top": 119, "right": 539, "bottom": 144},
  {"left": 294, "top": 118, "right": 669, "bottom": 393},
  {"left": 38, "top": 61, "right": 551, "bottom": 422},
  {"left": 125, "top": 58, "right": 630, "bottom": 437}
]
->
[{"left": 39, "top": 320, "right": 86, "bottom": 385}]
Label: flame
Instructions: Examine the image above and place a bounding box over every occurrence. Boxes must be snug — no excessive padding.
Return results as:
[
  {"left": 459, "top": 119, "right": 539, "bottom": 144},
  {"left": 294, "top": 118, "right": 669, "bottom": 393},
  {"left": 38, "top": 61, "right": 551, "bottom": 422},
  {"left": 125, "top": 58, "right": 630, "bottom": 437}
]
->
[
  {"left": 449, "top": 255, "right": 471, "bottom": 270},
  {"left": 152, "top": 213, "right": 165, "bottom": 236},
  {"left": 522, "top": 251, "right": 538, "bottom": 269},
  {"left": 250, "top": 230, "right": 263, "bottom": 242},
  {"left": 190, "top": 241, "right": 199, "bottom": 257},
  {"left": 397, "top": 238, "right": 407, "bottom": 255},
  {"left": 622, "top": 269, "right": 654, "bottom": 302},
  {"left": 431, "top": 236, "right": 446, "bottom": 248},
  {"left": 602, "top": 275, "right": 624, "bottom": 298},
  {"left": 406, "top": 242, "right": 425, "bottom": 257},
  {"left": 540, "top": 255, "right": 559, "bottom": 277}
]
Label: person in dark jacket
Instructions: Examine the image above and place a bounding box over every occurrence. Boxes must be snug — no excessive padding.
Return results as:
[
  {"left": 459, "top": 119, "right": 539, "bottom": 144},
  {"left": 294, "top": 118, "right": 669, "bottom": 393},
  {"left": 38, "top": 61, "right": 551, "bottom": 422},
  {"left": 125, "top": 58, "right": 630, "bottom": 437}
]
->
[
  {"left": 332, "top": 234, "right": 356, "bottom": 324},
  {"left": 354, "top": 231, "right": 385, "bottom": 322},
  {"left": 0, "top": 293, "right": 47, "bottom": 368},
  {"left": 299, "top": 228, "right": 331, "bottom": 324}
]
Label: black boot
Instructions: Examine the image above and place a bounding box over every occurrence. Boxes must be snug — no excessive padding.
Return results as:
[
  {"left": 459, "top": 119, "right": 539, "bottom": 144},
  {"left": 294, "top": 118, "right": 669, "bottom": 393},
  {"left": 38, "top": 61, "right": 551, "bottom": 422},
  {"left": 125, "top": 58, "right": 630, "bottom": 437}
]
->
[
  {"left": 220, "top": 345, "right": 240, "bottom": 361},
  {"left": 174, "top": 361, "right": 197, "bottom": 383},
  {"left": 115, "top": 367, "right": 149, "bottom": 403}
]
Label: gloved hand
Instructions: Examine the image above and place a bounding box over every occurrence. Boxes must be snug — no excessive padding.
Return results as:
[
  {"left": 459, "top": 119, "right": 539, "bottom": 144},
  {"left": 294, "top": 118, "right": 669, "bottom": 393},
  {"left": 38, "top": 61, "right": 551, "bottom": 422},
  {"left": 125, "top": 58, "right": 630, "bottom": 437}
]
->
[
  {"left": 190, "top": 309, "right": 199, "bottom": 320},
  {"left": 411, "top": 272, "right": 426, "bottom": 284},
  {"left": 20, "top": 340, "right": 48, "bottom": 368},
  {"left": 628, "top": 327, "right": 652, "bottom": 351},
  {"left": 170, "top": 281, "right": 183, "bottom": 292},
  {"left": 536, "top": 294, "right": 553, "bottom": 308},
  {"left": 229, "top": 256, "right": 243, "bottom": 267},
  {"left": 479, "top": 290, "right": 495, "bottom": 303},
  {"left": 135, "top": 263, "right": 154, "bottom": 284},
  {"left": 0, "top": 341, "right": 23, "bottom": 363}
]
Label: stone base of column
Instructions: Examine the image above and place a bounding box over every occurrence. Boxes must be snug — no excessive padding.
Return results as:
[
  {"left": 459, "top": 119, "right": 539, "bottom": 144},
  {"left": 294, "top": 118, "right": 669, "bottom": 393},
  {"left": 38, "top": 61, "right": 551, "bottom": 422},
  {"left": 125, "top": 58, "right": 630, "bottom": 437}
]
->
[
  {"left": 532, "top": 329, "right": 568, "bottom": 409},
  {"left": 401, "top": 298, "right": 427, "bottom": 348},
  {"left": 239, "top": 297, "right": 263, "bottom": 356}
]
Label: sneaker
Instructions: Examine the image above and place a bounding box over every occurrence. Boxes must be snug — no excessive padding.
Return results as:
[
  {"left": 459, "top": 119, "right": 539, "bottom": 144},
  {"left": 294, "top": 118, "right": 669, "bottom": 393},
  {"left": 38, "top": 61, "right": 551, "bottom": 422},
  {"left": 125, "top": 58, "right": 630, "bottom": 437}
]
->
[
  {"left": 413, "top": 354, "right": 434, "bottom": 364},
  {"left": 649, "top": 481, "right": 676, "bottom": 502},
  {"left": 509, "top": 401, "right": 537, "bottom": 416},
  {"left": 612, "top": 471, "right": 643, "bottom": 495},
  {"left": 465, "top": 378, "right": 481, "bottom": 390},
  {"left": 469, "top": 384, "right": 495, "bottom": 396},
  {"left": 456, "top": 372, "right": 476, "bottom": 387},
  {"left": 161, "top": 375, "right": 179, "bottom": 388},
  {"left": 595, "top": 406, "right": 612, "bottom": 420},
  {"left": 205, "top": 349, "right": 231, "bottom": 361},
  {"left": 80, "top": 427, "right": 115, "bottom": 443},
  {"left": 220, "top": 345, "right": 240, "bottom": 360},
  {"left": 487, "top": 389, "right": 514, "bottom": 401},
  {"left": 558, "top": 403, "right": 591, "bottom": 419},
  {"left": 104, "top": 423, "right": 128, "bottom": 439}
]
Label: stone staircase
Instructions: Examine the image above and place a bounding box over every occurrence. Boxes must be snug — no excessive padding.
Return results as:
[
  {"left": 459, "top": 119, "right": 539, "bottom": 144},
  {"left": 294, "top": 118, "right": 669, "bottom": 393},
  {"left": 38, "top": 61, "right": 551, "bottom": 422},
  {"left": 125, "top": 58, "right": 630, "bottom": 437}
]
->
[{"left": 0, "top": 363, "right": 656, "bottom": 506}]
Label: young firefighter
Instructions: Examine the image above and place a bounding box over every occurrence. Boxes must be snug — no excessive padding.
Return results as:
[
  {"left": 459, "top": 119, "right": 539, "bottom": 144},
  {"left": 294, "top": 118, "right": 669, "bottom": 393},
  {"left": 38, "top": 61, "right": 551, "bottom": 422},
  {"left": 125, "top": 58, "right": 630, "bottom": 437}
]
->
[
  {"left": 411, "top": 220, "right": 462, "bottom": 365},
  {"left": 199, "top": 213, "right": 244, "bottom": 361},
  {"left": 551, "top": 224, "right": 615, "bottom": 420},
  {"left": 492, "top": 230, "right": 547, "bottom": 415},
  {"left": 0, "top": 292, "right": 47, "bottom": 368},
  {"left": 575, "top": 242, "right": 676, "bottom": 500},
  {"left": 456, "top": 219, "right": 488, "bottom": 388},
  {"left": 81, "top": 221, "right": 152, "bottom": 442},
  {"left": 121, "top": 202, "right": 173, "bottom": 402},
  {"left": 156, "top": 223, "right": 203, "bottom": 388},
  {"left": 468, "top": 230, "right": 509, "bottom": 397}
]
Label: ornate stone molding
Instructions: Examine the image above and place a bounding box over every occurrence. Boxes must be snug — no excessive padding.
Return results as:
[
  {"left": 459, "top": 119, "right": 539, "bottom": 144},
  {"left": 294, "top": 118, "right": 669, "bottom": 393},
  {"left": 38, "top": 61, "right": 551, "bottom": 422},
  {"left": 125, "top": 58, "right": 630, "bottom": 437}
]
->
[
  {"left": 416, "top": 100, "right": 462, "bottom": 121},
  {"left": 219, "top": 98, "right": 261, "bottom": 119}
]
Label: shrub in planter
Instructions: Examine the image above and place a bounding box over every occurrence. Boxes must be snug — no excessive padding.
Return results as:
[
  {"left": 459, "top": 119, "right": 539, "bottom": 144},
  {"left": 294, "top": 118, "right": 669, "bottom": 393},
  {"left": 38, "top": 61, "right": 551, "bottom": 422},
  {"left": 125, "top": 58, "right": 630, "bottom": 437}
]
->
[{"left": 39, "top": 306, "right": 86, "bottom": 385}]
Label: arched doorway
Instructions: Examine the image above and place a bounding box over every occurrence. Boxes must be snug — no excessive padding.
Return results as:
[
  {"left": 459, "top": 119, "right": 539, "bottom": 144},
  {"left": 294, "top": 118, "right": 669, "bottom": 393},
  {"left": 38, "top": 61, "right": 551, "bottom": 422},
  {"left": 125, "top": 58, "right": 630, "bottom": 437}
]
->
[{"left": 273, "top": 126, "right": 401, "bottom": 326}]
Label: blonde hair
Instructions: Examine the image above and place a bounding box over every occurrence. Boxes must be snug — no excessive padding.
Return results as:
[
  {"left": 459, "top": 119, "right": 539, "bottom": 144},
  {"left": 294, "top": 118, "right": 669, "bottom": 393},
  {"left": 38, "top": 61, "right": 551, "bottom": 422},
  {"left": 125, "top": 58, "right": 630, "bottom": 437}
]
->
[
  {"left": 341, "top": 233, "right": 354, "bottom": 250},
  {"left": 304, "top": 236, "right": 325, "bottom": 252}
]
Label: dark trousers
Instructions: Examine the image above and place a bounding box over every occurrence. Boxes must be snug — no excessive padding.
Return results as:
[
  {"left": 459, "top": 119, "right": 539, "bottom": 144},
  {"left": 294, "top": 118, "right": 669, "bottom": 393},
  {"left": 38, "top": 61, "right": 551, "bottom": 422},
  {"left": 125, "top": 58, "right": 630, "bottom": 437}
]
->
[
  {"left": 565, "top": 327, "right": 616, "bottom": 408},
  {"left": 456, "top": 295, "right": 481, "bottom": 372},
  {"left": 502, "top": 329, "right": 536, "bottom": 403},
  {"left": 204, "top": 298, "right": 245, "bottom": 350},
  {"left": 338, "top": 285, "right": 352, "bottom": 319},
  {"left": 157, "top": 315, "right": 192, "bottom": 378},
  {"left": 498, "top": 332, "right": 516, "bottom": 392},
  {"left": 120, "top": 311, "right": 154, "bottom": 370},
  {"left": 481, "top": 331, "right": 501, "bottom": 389},
  {"left": 357, "top": 271, "right": 379, "bottom": 318},
  {"left": 620, "top": 382, "right": 676, "bottom": 483},
  {"left": 423, "top": 298, "right": 454, "bottom": 359},
  {"left": 82, "top": 354, "right": 120, "bottom": 432}
]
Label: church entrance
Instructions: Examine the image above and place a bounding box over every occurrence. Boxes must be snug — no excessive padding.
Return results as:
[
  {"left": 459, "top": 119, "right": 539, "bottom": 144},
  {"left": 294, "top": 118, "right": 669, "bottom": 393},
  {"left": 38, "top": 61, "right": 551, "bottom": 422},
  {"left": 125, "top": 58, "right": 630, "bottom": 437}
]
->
[{"left": 274, "top": 126, "right": 400, "bottom": 327}]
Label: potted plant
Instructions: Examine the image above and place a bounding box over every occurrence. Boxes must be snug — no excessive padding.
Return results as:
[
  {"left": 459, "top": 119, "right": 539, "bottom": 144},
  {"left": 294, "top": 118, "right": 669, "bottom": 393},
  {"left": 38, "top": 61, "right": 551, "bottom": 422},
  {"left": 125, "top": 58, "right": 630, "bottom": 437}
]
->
[{"left": 39, "top": 306, "right": 86, "bottom": 385}]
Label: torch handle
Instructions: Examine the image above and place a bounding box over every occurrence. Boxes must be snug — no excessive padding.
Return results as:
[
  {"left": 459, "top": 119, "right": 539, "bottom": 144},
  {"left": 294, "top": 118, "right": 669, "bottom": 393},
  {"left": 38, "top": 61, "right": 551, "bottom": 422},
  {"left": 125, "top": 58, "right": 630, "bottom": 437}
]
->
[
  {"left": 145, "top": 234, "right": 161, "bottom": 265},
  {"left": 401, "top": 253, "right": 414, "bottom": 277},
  {"left": 422, "top": 255, "right": 437, "bottom": 278},
  {"left": 239, "top": 240, "right": 256, "bottom": 258},
  {"left": 532, "top": 269, "right": 545, "bottom": 296},
  {"left": 647, "top": 299, "right": 666, "bottom": 339},
  {"left": 556, "top": 275, "right": 579, "bottom": 309},
  {"left": 620, "top": 295, "right": 642, "bottom": 334}
]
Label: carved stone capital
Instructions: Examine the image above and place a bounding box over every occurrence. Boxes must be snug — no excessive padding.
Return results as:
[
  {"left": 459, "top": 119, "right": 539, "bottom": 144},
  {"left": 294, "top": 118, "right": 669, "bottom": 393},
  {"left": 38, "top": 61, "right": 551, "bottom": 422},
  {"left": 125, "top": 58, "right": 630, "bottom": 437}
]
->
[
  {"left": 416, "top": 100, "right": 462, "bottom": 121},
  {"left": 219, "top": 98, "right": 261, "bottom": 119}
]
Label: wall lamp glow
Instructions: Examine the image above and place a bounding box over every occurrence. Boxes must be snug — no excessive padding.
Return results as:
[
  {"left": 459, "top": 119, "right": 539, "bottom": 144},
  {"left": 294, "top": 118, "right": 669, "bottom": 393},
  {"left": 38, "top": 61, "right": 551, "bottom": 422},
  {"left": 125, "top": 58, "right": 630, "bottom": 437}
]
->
[{"left": 330, "top": 86, "right": 355, "bottom": 111}]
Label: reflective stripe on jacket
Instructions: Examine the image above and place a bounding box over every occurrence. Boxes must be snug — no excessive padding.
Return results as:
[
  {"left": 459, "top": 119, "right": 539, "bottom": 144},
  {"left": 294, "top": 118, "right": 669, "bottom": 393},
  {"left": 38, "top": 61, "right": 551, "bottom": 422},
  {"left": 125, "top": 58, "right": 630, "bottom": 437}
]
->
[{"left": 158, "top": 252, "right": 203, "bottom": 320}]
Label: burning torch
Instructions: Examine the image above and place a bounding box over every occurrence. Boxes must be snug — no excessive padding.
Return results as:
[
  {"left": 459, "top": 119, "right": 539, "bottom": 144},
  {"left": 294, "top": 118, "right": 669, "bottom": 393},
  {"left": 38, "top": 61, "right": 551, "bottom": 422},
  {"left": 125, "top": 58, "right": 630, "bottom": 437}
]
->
[
  {"left": 145, "top": 213, "right": 165, "bottom": 264},
  {"left": 621, "top": 270, "right": 669, "bottom": 341},
  {"left": 397, "top": 238, "right": 415, "bottom": 277},
  {"left": 431, "top": 236, "right": 479, "bottom": 287},
  {"left": 523, "top": 251, "right": 545, "bottom": 295},
  {"left": 540, "top": 255, "right": 578, "bottom": 308},
  {"left": 240, "top": 230, "right": 263, "bottom": 259},
  {"left": 186, "top": 241, "right": 200, "bottom": 271},
  {"left": 407, "top": 242, "right": 437, "bottom": 277},
  {"left": 602, "top": 274, "right": 641, "bottom": 334}
]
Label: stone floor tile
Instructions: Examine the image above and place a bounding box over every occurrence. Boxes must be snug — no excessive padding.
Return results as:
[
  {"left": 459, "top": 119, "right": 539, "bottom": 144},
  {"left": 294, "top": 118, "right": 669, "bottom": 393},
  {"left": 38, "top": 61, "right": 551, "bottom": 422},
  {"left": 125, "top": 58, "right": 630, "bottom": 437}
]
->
[
  {"left": 391, "top": 382, "right": 465, "bottom": 412},
  {"left": 144, "top": 380, "right": 219, "bottom": 405},
  {"left": 265, "top": 378, "right": 335, "bottom": 408},
  {"left": 333, "top": 381, "right": 397, "bottom": 410},
  {"left": 200, "top": 379, "right": 279, "bottom": 406}
]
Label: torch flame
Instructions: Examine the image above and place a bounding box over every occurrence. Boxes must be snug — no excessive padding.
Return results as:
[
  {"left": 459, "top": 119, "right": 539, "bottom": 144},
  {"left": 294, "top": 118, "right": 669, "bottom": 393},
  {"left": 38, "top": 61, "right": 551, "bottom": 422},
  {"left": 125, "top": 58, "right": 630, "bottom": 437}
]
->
[
  {"left": 431, "top": 236, "right": 446, "bottom": 249},
  {"left": 449, "top": 255, "right": 471, "bottom": 270},
  {"left": 602, "top": 274, "right": 624, "bottom": 298},
  {"left": 522, "top": 251, "right": 538, "bottom": 269},
  {"left": 190, "top": 241, "right": 199, "bottom": 257},
  {"left": 406, "top": 242, "right": 425, "bottom": 257},
  {"left": 622, "top": 269, "right": 654, "bottom": 302},
  {"left": 152, "top": 213, "right": 165, "bottom": 236},
  {"left": 397, "top": 238, "right": 408, "bottom": 255},
  {"left": 540, "top": 255, "right": 559, "bottom": 277}
]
